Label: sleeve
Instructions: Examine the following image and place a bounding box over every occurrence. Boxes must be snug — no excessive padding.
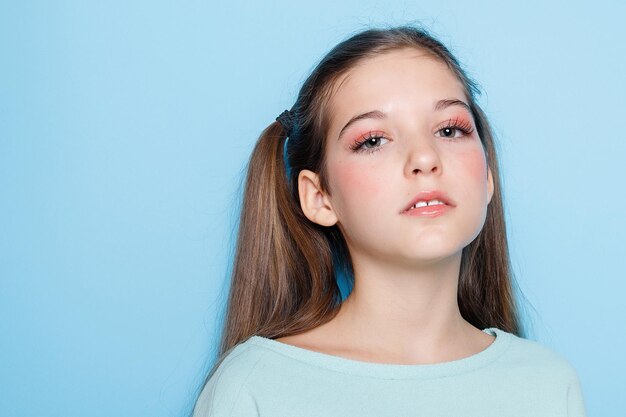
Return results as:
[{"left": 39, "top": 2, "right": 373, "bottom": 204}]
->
[{"left": 566, "top": 368, "right": 588, "bottom": 417}]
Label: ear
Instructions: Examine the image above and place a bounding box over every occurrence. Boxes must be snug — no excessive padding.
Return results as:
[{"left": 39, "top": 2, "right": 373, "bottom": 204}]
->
[
  {"left": 297, "top": 169, "right": 338, "bottom": 227},
  {"left": 487, "top": 165, "right": 494, "bottom": 204}
]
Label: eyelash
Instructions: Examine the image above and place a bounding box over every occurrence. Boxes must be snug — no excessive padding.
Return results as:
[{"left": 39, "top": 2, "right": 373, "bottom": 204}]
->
[{"left": 349, "top": 118, "right": 475, "bottom": 154}]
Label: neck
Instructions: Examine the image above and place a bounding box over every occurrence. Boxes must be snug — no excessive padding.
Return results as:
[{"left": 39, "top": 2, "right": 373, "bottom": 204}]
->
[{"left": 332, "top": 250, "right": 481, "bottom": 363}]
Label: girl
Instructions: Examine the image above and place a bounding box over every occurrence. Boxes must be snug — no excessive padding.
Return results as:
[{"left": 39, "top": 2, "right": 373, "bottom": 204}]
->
[{"left": 192, "top": 25, "right": 587, "bottom": 416}]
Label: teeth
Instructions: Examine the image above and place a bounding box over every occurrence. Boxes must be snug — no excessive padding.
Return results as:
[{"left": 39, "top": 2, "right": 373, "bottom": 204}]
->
[{"left": 412, "top": 199, "right": 445, "bottom": 209}]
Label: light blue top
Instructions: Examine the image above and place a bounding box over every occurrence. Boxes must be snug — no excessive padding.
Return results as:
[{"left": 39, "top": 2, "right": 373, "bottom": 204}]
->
[{"left": 193, "top": 327, "right": 587, "bottom": 416}]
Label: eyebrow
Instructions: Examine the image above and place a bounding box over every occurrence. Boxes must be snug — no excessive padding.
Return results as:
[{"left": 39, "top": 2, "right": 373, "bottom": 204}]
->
[{"left": 337, "top": 98, "right": 471, "bottom": 141}]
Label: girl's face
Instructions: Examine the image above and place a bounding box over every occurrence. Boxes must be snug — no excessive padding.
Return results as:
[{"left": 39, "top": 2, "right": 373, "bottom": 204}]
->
[{"left": 302, "top": 48, "right": 493, "bottom": 265}]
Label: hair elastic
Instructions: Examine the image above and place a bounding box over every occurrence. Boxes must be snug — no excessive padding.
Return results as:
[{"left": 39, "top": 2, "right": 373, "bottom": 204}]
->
[{"left": 276, "top": 109, "right": 295, "bottom": 137}]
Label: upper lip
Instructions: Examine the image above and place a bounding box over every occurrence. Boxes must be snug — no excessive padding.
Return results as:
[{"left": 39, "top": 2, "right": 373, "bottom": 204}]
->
[{"left": 401, "top": 190, "right": 456, "bottom": 213}]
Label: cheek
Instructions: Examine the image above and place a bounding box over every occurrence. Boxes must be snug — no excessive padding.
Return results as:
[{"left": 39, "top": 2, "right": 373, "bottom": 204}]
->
[
  {"left": 460, "top": 146, "right": 488, "bottom": 183},
  {"left": 331, "top": 160, "right": 384, "bottom": 208}
]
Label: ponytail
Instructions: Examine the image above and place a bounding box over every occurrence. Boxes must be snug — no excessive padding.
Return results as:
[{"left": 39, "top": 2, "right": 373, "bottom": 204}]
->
[{"left": 201, "top": 120, "right": 344, "bottom": 385}]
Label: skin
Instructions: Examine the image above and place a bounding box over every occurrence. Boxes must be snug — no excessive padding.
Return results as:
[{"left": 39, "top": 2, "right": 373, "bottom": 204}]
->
[{"left": 277, "top": 48, "right": 496, "bottom": 365}]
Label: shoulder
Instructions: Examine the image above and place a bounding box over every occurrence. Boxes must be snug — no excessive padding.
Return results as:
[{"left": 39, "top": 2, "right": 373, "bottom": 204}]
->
[
  {"left": 504, "top": 331, "right": 587, "bottom": 415},
  {"left": 500, "top": 330, "right": 581, "bottom": 383},
  {"left": 192, "top": 338, "right": 268, "bottom": 417}
]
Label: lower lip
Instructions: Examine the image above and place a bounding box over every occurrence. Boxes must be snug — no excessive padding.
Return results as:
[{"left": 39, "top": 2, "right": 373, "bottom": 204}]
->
[{"left": 403, "top": 204, "right": 452, "bottom": 218}]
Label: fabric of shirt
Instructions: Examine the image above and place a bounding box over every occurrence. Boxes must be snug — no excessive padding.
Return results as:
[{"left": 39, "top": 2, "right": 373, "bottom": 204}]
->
[{"left": 192, "top": 327, "right": 588, "bottom": 417}]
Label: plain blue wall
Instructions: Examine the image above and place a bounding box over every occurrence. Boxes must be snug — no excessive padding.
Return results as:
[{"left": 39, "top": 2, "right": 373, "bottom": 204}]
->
[{"left": 1, "top": 1, "right": 623, "bottom": 416}]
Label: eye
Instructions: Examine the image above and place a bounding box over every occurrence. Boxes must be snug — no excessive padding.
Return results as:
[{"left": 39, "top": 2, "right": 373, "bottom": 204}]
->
[
  {"left": 435, "top": 117, "right": 475, "bottom": 139},
  {"left": 349, "top": 131, "right": 390, "bottom": 154}
]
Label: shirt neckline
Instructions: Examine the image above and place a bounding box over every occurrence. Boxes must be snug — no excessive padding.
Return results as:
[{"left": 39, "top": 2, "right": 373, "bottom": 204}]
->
[{"left": 247, "top": 327, "right": 513, "bottom": 379}]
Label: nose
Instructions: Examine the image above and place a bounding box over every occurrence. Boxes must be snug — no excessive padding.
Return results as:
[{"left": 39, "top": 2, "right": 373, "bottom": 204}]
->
[{"left": 404, "top": 136, "right": 443, "bottom": 178}]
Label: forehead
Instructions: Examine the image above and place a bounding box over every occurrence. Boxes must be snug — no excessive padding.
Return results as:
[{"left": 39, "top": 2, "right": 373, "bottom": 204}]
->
[{"left": 327, "top": 48, "right": 467, "bottom": 121}]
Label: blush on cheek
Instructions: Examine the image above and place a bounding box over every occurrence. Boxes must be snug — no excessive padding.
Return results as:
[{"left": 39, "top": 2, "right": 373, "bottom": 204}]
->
[
  {"left": 462, "top": 148, "right": 489, "bottom": 183},
  {"left": 333, "top": 161, "right": 382, "bottom": 202}
]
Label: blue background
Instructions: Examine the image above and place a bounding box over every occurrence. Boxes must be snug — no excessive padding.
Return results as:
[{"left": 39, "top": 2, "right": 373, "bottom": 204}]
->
[{"left": 1, "top": 1, "right": 623, "bottom": 416}]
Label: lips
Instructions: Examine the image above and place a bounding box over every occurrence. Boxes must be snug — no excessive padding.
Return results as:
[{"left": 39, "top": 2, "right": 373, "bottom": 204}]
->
[{"left": 401, "top": 190, "right": 456, "bottom": 213}]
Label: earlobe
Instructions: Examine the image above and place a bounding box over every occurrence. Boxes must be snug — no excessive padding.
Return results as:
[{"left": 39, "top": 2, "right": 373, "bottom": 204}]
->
[{"left": 297, "top": 169, "right": 338, "bottom": 227}]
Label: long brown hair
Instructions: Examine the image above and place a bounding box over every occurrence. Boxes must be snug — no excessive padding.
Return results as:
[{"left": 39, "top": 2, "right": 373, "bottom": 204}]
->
[{"left": 194, "top": 23, "right": 530, "bottom": 408}]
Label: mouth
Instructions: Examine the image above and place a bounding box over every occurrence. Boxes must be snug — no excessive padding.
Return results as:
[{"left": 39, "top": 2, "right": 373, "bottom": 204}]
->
[{"left": 401, "top": 190, "right": 456, "bottom": 214}]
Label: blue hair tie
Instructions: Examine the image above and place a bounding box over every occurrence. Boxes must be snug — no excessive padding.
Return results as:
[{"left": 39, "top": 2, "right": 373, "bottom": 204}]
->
[{"left": 282, "top": 135, "right": 292, "bottom": 179}]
